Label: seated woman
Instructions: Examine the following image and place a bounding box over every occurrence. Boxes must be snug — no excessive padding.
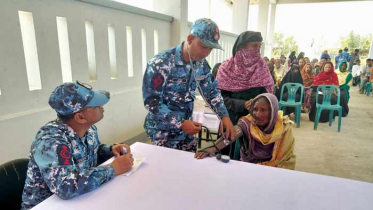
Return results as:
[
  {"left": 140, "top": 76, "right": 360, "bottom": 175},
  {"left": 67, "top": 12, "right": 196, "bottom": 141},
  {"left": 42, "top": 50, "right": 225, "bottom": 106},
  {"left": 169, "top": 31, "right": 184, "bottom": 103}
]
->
[
  {"left": 216, "top": 31, "right": 274, "bottom": 158},
  {"left": 301, "top": 63, "right": 315, "bottom": 110},
  {"left": 275, "top": 65, "right": 303, "bottom": 116},
  {"left": 308, "top": 62, "right": 349, "bottom": 122},
  {"left": 336, "top": 61, "right": 352, "bottom": 103},
  {"left": 195, "top": 93, "right": 296, "bottom": 170}
]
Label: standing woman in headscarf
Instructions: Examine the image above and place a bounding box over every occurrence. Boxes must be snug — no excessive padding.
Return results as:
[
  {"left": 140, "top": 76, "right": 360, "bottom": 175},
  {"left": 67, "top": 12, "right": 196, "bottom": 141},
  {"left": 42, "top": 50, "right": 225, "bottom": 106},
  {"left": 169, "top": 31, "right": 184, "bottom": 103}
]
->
[
  {"left": 308, "top": 62, "right": 349, "bottom": 122},
  {"left": 216, "top": 31, "right": 274, "bottom": 158},
  {"left": 195, "top": 93, "right": 296, "bottom": 170},
  {"left": 336, "top": 61, "right": 352, "bottom": 102},
  {"left": 276, "top": 65, "right": 303, "bottom": 116},
  {"left": 298, "top": 58, "right": 305, "bottom": 71},
  {"left": 301, "top": 63, "right": 315, "bottom": 110},
  {"left": 288, "top": 51, "right": 296, "bottom": 67}
]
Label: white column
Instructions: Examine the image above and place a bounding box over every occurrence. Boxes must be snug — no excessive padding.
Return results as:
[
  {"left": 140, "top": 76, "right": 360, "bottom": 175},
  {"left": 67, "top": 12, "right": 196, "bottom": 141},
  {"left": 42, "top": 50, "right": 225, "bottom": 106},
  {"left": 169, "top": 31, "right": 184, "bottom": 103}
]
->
[
  {"left": 231, "top": 0, "right": 250, "bottom": 35},
  {"left": 369, "top": 36, "right": 373, "bottom": 59},
  {"left": 264, "top": 3, "right": 277, "bottom": 58},
  {"left": 153, "top": 0, "right": 189, "bottom": 46},
  {"left": 257, "top": 0, "right": 270, "bottom": 56}
]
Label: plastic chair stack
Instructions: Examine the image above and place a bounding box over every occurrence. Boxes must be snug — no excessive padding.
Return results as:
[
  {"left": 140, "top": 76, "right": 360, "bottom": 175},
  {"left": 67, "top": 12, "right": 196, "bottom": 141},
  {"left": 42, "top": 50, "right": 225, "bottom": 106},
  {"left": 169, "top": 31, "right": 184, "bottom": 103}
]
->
[
  {"left": 313, "top": 85, "right": 342, "bottom": 132},
  {"left": 278, "top": 83, "right": 304, "bottom": 128}
]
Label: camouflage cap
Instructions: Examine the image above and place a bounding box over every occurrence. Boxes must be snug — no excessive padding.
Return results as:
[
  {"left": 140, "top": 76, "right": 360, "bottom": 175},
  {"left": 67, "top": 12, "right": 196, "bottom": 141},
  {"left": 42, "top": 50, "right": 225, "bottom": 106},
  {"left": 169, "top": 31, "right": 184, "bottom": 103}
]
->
[
  {"left": 49, "top": 81, "right": 110, "bottom": 116},
  {"left": 190, "top": 18, "right": 222, "bottom": 50}
]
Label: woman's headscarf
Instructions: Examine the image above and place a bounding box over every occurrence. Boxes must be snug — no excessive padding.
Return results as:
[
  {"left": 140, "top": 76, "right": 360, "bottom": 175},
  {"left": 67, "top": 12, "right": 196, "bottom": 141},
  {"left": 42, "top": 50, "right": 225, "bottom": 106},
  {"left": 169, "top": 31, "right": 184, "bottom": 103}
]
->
[
  {"left": 279, "top": 65, "right": 303, "bottom": 90},
  {"left": 297, "top": 52, "right": 305, "bottom": 60},
  {"left": 289, "top": 51, "right": 296, "bottom": 63},
  {"left": 312, "top": 62, "right": 339, "bottom": 86},
  {"left": 300, "top": 63, "right": 315, "bottom": 87},
  {"left": 247, "top": 93, "right": 279, "bottom": 134},
  {"left": 337, "top": 61, "right": 351, "bottom": 86},
  {"left": 237, "top": 93, "right": 296, "bottom": 169},
  {"left": 338, "top": 61, "right": 348, "bottom": 73},
  {"left": 217, "top": 31, "right": 274, "bottom": 93}
]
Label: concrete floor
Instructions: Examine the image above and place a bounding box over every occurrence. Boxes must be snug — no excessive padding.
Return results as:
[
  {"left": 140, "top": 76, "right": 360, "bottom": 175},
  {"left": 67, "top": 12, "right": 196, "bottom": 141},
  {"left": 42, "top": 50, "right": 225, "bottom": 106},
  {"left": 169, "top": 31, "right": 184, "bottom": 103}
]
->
[{"left": 292, "top": 85, "right": 373, "bottom": 183}]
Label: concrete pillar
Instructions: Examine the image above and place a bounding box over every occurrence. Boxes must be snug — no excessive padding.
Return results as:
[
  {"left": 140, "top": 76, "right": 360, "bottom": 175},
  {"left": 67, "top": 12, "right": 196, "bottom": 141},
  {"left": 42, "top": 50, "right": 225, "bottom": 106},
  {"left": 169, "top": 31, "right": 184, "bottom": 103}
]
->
[
  {"left": 369, "top": 35, "right": 373, "bottom": 59},
  {"left": 264, "top": 3, "right": 277, "bottom": 57},
  {"left": 153, "top": 0, "right": 189, "bottom": 46},
  {"left": 231, "top": 0, "right": 250, "bottom": 35},
  {"left": 257, "top": 0, "right": 270, "bottom": 56}
]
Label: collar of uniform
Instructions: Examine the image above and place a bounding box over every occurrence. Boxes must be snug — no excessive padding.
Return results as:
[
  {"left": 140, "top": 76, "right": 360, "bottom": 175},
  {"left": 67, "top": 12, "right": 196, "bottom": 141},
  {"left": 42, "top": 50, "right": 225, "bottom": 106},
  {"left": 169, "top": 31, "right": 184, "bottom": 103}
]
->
[
  {"left": 175, "top": 42, "right": 203, "bottom": 67},
  {"left": 57, "top": 120, "right": 90, "bottom": 140}
]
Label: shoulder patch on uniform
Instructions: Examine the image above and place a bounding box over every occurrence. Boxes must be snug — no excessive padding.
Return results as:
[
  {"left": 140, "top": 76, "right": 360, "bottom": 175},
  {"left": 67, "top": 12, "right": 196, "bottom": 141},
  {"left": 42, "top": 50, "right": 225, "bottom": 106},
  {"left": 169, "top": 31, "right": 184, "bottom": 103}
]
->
[
  {"left": 151, "top": 73, "right": 164, "bottom": 91},
  {"left": 57, "top": 144, "right": 73, "bottom": 165}
]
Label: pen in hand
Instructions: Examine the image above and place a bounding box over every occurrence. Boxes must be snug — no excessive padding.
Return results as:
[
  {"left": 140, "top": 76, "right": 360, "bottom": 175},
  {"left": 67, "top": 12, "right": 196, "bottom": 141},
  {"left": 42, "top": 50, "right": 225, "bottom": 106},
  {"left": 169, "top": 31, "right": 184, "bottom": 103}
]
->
[{"left": 123, "top": 147, "right": 127, "bottom": 155}]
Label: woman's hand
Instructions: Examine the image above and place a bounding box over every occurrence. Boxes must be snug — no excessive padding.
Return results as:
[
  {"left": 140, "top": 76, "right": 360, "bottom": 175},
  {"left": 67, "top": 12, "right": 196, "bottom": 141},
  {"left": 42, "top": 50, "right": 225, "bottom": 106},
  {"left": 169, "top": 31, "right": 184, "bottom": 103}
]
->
[{"left": 194, "top": 147, "right": 217, "bottom": 159}]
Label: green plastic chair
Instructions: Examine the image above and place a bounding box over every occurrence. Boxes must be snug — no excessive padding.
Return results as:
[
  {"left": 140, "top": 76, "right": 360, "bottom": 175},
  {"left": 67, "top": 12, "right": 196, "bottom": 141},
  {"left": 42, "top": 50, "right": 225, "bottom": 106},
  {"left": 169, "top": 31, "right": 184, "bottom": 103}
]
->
[
  {"left": 278, "top": 83, "right": 304, "bottom": 128},
  {"left": 313, "top": 85, "right": 342, "bottom": 132},
  {"left": 233, "top": 139, "right": 241, "bottom": 160},
  {"left": 365, "top": 82, "right": 372, "bottom": 96}
]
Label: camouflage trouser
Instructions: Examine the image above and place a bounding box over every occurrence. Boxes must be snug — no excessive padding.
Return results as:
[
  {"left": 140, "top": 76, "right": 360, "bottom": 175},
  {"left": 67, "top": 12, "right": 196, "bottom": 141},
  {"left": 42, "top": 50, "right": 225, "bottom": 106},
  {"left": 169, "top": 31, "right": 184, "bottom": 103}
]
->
[{"left": 147, "top": 129, "right": 198, "bottom": 152}]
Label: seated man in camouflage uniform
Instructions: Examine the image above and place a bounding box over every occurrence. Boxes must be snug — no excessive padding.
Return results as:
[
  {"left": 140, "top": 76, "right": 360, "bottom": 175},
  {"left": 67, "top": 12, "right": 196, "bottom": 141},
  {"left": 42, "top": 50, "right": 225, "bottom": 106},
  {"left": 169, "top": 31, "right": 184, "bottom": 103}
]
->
[
  {"left": 21, "top": 81, "right": 134, "bottom": 209},
  {"left": 142, "top": 18, "right": 236, "bottom": 152}
]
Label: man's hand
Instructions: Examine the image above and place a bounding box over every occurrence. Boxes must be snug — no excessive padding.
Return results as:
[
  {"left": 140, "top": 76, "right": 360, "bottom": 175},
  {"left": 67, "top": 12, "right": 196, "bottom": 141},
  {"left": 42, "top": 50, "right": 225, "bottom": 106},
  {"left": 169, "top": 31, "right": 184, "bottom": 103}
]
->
[
  {"left": 194, "top": 147, "right": 217, "bottom": 159},
  {"left": 112, "top": 144, "right": 131, "bottom": 157},
  {"left": 181, "top": 120, "right": 202, "bottom": 135},
  {"left": 220, "top": 117, "right": 236, "bottom": 140},
  {"left": 111, "top": 154, "right": 134, "bottom": 176}
]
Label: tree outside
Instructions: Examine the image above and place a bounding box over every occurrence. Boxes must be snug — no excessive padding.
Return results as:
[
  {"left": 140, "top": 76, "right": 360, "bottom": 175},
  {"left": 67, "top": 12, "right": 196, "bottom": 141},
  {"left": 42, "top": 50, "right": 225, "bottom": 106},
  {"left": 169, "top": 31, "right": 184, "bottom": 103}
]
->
[
  {"left": 272, "top": 33, "right": 299, "bottom": 58},
  {"left": 338, "top": 31, "right": 372, "bottom": 65}
]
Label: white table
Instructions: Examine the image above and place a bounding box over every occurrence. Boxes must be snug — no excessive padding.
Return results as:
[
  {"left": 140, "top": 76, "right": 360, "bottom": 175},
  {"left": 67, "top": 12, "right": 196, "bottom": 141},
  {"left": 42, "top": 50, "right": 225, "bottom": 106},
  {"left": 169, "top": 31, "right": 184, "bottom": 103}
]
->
[{"left": 33, "top": 142, "right": 373, "bottom": 210}]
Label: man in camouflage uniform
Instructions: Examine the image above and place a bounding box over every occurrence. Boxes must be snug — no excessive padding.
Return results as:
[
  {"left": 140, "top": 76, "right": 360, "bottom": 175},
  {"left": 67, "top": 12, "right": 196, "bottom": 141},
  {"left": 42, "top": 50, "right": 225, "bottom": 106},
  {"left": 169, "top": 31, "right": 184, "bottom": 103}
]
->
[
  {"left": 21, "top": 81, "right": 134, "bottom": 209},
  {"left": 142, "top": 18, "right": 236, "bottom": 152}
]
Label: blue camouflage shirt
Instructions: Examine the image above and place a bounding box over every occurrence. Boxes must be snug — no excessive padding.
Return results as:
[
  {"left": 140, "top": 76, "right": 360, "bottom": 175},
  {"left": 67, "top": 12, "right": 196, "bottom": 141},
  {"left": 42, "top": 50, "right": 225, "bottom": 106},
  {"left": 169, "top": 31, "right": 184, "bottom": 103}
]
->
[
  {"left": 142, "top": 42, "right": 228, "bottom": 150},
  {"left": 338, "top": 51, "right": 351, "bottom": 63},
  {"left": 21, "top": 120, "right": 115, "bottom": 209}
]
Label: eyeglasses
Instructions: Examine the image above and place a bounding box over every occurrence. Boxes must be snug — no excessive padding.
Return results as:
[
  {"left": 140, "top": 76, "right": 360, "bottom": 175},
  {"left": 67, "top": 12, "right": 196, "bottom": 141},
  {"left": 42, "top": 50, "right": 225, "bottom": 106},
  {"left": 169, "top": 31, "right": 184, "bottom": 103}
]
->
[{"left": 76, "top": 80, "right": 92, "bottom": 90}]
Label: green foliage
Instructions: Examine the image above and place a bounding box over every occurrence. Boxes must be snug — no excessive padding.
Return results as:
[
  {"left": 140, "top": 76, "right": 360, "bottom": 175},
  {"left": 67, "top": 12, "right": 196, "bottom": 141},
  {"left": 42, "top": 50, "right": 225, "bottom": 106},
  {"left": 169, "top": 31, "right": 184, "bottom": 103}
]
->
[
  {"left": 272, "top": 33, "right": 299, "bottom": 57},
  {"left": 339, "top": 31, "right": 372, "bottom": 56}
]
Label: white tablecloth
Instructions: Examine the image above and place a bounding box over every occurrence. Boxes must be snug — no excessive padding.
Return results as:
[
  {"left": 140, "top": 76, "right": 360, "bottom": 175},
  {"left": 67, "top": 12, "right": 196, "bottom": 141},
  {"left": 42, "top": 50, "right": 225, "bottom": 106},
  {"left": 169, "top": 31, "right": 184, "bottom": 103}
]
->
[{"left": 33, "top": 142, "right": 373, "bottom": 210}]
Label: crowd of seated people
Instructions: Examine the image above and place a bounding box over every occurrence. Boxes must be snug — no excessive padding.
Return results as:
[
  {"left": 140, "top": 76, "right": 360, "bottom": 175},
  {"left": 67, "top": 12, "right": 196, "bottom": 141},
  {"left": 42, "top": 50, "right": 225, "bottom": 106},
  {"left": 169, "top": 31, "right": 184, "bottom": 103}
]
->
[{"left": 203, "top": 31, "right": 373, "bottom": 168}]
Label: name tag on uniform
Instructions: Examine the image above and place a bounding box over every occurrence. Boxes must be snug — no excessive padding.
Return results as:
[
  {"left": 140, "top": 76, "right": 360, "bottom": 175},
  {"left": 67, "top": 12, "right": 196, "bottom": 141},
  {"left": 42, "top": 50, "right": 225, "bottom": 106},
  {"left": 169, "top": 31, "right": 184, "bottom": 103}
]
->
[{"left": 194, "top": 75, "right": 207, "bottom": 81}]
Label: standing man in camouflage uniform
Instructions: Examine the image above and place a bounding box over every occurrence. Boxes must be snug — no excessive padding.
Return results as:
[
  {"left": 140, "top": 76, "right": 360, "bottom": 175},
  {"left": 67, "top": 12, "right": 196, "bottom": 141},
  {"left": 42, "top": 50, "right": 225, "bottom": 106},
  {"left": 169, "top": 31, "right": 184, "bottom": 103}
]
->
[
  {"left": 21, "top": 81, "right": 134, "bottom": 209},
  {"left": 142, "top": 18, "right": 236, "bottom": 152}
]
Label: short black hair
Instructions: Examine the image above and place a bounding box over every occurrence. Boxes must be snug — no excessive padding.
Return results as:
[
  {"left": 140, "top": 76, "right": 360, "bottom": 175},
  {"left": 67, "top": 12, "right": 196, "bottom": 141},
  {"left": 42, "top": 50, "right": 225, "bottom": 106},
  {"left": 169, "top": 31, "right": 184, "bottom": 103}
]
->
[
  {"left": 366, "top": 58, "right": 372, "bottom": 62},
  {"left": 57, "top": 113, "right": 75, "bottom": 122},
  {"left": 338, "top": 49, "right": 343, "bottom": 53}
]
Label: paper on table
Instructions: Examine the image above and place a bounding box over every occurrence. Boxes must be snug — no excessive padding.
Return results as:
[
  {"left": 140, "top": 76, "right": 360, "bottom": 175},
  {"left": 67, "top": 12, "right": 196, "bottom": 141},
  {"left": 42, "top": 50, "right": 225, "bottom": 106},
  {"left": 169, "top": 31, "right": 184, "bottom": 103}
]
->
[{"left": 122, "top": 158, "right": 146, "bottom": 176}]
